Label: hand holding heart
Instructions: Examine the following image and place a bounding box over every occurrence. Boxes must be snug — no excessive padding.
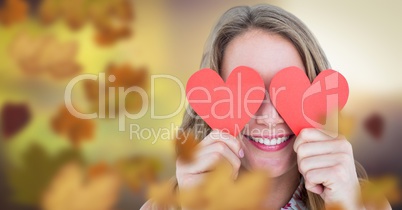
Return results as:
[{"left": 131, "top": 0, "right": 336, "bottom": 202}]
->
[
  {"left": 176, "top": 129, "right": 244, "bottom": 210},
  {"left": 294, "top": 128, "right": 362, "bottom": 209},
  {"left": 268, "top": 67, "right": 361, "bottom": 208}
]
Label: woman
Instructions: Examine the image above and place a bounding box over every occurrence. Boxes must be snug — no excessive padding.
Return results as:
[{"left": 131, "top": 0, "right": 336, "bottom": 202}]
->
[{"left": 142, "top": 4, "right": 390, "bottom": 210}]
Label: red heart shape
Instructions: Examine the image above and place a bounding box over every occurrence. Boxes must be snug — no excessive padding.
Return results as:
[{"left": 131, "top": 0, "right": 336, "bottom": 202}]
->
[
  {"left": 186, "top": 66, "right": 265, "bottom": 136},
  {"left": 269, "top": 66, "right": 349, "bottom": 135}
]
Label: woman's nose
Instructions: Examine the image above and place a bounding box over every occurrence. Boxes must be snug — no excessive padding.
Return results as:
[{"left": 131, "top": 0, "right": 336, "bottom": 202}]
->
[{"left": 254, "top": 95, "right": 285, "bottom": 126}]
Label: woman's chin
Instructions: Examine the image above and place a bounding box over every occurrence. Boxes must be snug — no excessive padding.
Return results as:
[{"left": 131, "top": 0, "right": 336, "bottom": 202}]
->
[
  {"left": 240, "top": 135, "right": 298, "bottom": 177},
  {"left": 242, "top": 156, "right": 297, "bottom": 178}
]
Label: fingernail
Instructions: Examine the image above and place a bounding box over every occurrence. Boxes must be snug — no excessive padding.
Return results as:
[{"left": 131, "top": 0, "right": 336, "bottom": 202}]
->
[{"left": 239, "top": 149, "right": 244, "bottom": 158}]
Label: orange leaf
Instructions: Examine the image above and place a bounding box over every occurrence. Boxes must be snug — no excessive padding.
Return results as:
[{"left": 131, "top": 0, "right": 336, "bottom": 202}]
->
[
  {"left": 51, "top": 105, "right": 95, "bottom": 147},
  {"left": 0, "top": 0, "right": 28, "bottom": 26}
]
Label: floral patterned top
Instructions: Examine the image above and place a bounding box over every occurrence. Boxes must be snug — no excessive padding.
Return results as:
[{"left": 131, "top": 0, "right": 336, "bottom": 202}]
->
[{"left": 281, "top": 177, "right": 307, "bottom": 210}]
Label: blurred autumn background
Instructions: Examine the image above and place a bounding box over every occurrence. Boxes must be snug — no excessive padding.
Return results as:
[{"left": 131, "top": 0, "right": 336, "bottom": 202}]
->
[{"left": 0, "top": 0, "right": 401, "bottom": 209}]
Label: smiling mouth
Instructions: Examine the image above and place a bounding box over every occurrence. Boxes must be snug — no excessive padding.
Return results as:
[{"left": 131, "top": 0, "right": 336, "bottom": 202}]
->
[{"left": 243, "top": 134, "right": 294, "bottom": 146}]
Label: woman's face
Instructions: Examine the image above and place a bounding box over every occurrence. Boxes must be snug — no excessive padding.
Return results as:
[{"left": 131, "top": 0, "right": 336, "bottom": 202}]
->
[{"left": 221, "top": 29, "right": 305, "bottom": 177}]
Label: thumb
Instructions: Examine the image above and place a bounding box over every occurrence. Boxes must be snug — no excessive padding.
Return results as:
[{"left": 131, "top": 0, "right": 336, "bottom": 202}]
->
[{"left": 305, "top": 179, "right": 324, "bottom": 195}]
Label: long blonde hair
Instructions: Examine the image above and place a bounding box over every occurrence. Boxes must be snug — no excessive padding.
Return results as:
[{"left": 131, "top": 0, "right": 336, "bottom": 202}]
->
[{"left": 180, "top": 4, "right": 367, "bottom": 210}]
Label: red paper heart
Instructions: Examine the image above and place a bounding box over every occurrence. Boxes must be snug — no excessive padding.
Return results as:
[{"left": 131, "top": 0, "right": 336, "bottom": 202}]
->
[
  {"left": 269, "top": 66, "right": 349, "bottom": 135},
  {"left": 186, "top": 66, "right": 265, "bottom": 136}
]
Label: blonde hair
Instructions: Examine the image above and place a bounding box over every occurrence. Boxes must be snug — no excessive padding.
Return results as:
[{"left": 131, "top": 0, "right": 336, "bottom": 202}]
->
[{"left": 180, "top": 4, "right": 367, "bottom": 210}]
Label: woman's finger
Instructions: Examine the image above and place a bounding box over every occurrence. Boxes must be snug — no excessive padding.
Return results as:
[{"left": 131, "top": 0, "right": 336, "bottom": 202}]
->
[
  {"left": 196, "top": 141, "right": 241, "bottom": 176},
  {"left": 305, "top": 179, "right": 324, "bottom": 195},
  {"left": 296, "top": 139, "right": 353, "bottom": 160},
  {"left": 177, "top": 142, "right": 240, "bottom": 176},
  {"left": 293, "top": 128, "right": 341, "bottom": 152},
  {"left": 199, "top": 129, "right": 243, "bottom": 158},
  {"left": 304, "top": 165, "right": 346, "bottom": 192},
  {"left": 298, "top": 153, "right": 351, "bottom": 176}
]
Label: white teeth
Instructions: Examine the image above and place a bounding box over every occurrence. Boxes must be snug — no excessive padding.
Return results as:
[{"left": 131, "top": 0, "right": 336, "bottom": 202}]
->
[{"left": 247, "top": 135, "right": 290, "bottom": 146}]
